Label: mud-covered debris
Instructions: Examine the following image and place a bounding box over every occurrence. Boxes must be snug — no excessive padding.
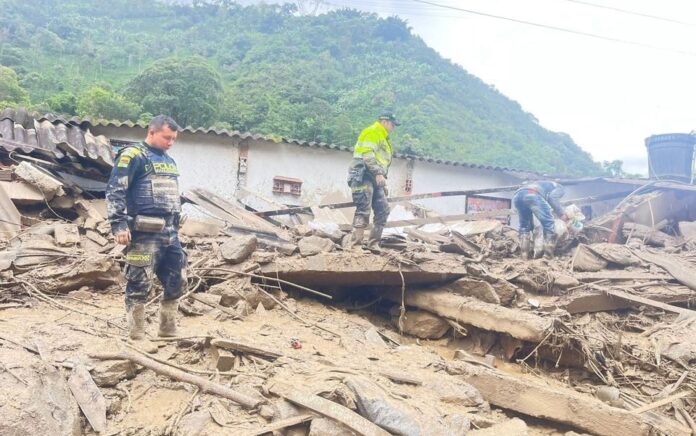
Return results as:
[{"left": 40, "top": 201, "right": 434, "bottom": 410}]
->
[{"left": 220, "top": 234, "right": 257, "bottom": 264}]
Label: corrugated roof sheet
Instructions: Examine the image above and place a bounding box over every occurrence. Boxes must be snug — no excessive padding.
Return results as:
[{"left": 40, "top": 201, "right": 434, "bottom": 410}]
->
[
  {"left": 60, "top": 115, "right": 548, "bottom": 178},
  {"left": 0, "top": 108, "right": 113, "bottom": 167}
]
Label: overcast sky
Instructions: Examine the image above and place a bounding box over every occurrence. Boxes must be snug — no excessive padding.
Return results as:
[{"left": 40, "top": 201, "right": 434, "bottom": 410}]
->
[{"left": 265, "top": 0, "right": 696, "bottom": 174}]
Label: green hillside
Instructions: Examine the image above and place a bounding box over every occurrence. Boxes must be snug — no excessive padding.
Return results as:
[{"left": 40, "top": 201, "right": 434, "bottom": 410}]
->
[{"left": 0, "top": 0, "right": 601, "bottom": 175}]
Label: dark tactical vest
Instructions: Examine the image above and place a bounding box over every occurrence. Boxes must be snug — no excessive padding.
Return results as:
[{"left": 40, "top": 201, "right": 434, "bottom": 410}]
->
[{"left": 126, "top": 144, "right": 181, "bottom": 217}]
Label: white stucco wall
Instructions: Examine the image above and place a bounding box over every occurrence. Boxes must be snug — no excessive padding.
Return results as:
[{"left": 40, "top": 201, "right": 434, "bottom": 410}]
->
[{"left": 410, "top": 161, "right": 523, "bottom": 215}]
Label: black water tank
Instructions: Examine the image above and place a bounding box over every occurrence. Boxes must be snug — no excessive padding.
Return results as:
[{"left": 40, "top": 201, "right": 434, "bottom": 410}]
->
[{"left": 645, "top": 133, "right": 696, "bottom": 182}]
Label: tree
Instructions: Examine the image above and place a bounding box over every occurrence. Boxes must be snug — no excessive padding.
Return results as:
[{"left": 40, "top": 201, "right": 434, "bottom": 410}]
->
[
  {"left": 601, "top": 160, "right": 626, "bottom": 178},
  {"left": 0, "top": 65, "right": 29, "bottom": 108},
  {"left": 46, "top": 91, "right": 77, "bottom": 115},
  {"left": 76, "top": 86, "right": 142, "bottom": 120},
  {"left": 125, "top": 56, "right": 223, "bottom": 127}
]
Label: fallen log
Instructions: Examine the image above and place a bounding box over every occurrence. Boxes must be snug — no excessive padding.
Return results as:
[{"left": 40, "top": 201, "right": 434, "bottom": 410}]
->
[
  {"left": 90, "top": 348, "right": 263, "bottom": 409},
  {"left": 450, "top": 362, "right": 688, "bottom": 436},
  {"left": 384, "top": 289, "right": 553, "bottom": 342},
  {"left": 269, "top": 382, "right": 391, "bottom": 436}
]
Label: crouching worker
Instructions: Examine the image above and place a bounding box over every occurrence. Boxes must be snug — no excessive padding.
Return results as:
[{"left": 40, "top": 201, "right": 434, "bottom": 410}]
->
[
  {"left": 106, "top": 115, "right": 187, "bottom": 352},
  {"left": 513, "top": 180, "right": 566, "bottom": 259}
]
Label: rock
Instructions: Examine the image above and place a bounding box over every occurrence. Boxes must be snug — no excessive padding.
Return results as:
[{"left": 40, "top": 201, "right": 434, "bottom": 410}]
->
[
  {"left": 298, "top": 236, "right": 335, "bottom": 257},
  {"left": 49, "top": 195, "right": 75, "bottom": 209},
  {"left": 294, "top": 224, "right": 313, "bottom": 237},
  {"left": 82, "top": 216, "right": 100, "bottom": 230},
  {"left": 209, "top": 278, "right": 279, "bottom": 309},
  {"left": 90, "top": 360, "right": 138, "bottom": 387},
  {"left": 0, "top": 359, "right": 81, "bottom": 436},
  {"left": 364, "top": 327, "right": 387, "bottom": 347},
  {"left": 67, "top": 289, "right": 92, "bottom": 300},
  {"left": 395, "top": 310, "right": 451, "bottom": 339},
  {"left": 259, "top": 405, "right": 275, "bottom": 420},
  {"left": 33, "top": 255, "right": 121, "bottom": 293},
  {"left": 220, "top": 234, "right": 257, "bottom": 264},
  {"left": 251, "top": 251, "right": 277, "bottom": 265},
  {"left": 74, "top": 199, "right": 106, "bottom": 221},
  {"left": 175, "top": 410, "right": 211, "bottom": 436},
  {"left": 443, "top": 278, "right": 500, "bottom": 304},
  {"left": 425, "top": 378, "right": 485, "bottom": 407},
  {"left": 553, "top": 273, "right": 580, "bottom": 290},
  {"left": 84, "top": 230, "right": 109, "bottom": 246},
  {"left": 468, "top": 417, "right": 528, "bottom": 435},
  {"left": 210, "top": 346, "right": 236, "bottom": 371},
  {"left": 54, "top": 223, "right": 80, "bottom": 246},
  {"left": 309, "top": 417, "right": 357, "bottom": 435},
  {"left": 443, "top": 414, "right": 471, "bottom": 436}
]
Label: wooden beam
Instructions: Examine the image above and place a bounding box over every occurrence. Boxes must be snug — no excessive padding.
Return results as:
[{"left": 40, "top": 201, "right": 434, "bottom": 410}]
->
[
  {"left": 630, "top": 391, "right": 692, "bottom": 414},
  {"left": 601, "top": 288, "right": 696, "bottom": 317}
]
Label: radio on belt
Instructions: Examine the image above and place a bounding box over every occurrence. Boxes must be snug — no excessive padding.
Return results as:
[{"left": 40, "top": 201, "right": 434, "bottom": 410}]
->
[{"left": 134, "top": 215, "right": 166, "bottom": 233}]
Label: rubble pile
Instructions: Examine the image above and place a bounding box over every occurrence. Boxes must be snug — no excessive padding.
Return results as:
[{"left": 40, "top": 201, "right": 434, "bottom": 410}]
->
[{"left": 2, "top": 138, "right": 696, "bottom": 434}]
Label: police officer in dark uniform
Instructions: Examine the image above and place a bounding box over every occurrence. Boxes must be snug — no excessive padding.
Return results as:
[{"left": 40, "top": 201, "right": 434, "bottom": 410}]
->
[
  {"left": 512, "top": 180, "right": 567, "bottom": 259},
  {"left": 106, "top": 115, "right": 186, "bottom": 348}
]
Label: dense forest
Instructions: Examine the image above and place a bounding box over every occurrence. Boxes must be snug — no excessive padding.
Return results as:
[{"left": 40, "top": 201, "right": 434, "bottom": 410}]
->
[{"left": 0, "top": 0, "right": 603, "bottom": 175}]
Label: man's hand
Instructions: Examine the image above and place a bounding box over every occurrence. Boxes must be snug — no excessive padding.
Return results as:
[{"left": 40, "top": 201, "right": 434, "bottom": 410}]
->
[
  {"left": 115, "top": 230, "right": 131, "bottom": 245},
  {"left": 375, "top": 174, "right": 387, "bottom": 187},
  {"left": 383, "top": 185, "right": 389, "bottom": 197}
]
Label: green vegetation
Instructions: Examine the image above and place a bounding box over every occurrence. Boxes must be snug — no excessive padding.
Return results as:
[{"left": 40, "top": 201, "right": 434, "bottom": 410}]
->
[{"left": 0, "top": 0, "right": 601, "bottom": 175}]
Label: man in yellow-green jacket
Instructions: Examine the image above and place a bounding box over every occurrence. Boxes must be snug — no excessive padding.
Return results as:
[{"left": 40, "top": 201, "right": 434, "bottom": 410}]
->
[{"left": 345, "top": 111, "right": 400, "bottom": 250}]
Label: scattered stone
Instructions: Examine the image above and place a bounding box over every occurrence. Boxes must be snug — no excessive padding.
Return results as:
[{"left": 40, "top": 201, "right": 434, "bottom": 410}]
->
[
  {"left": 309, "top": 417, "right": 357, "bottom": 436},
  {"left": 210, "top": 278, "right": 279, "bottom": 309},
  {"left": 33, "top": 255, "right": 121, "bottom": 293},
  {"left": 82, "top": 216, "right": 100, "bottom": 230},
  {"left": 85, "top": 230, "right": 109, "bottom": 246},
  {"left": 394, "top": 310, "right": 451, "bottom": 339},
  {"left": 443, "top": 414, "right": 471, "bottom": 436},
  {"left": 210, "top": 346, "right": 236, "bottom": 372},
  {"left": 256, "top": 303, "right": 267, "bottom": 315},
  {"left": 442, "top": 278, "right": 500, "bottom": 304},
  {"left": 468, "top": 417, "right": 528, "bottom": 436},
  {"left": 364, "top": 327, "right": 388, "bottom": 347},
  {"left": 259, "top": 405, "right": 276, "bottom": 420},
  {"left": 54, "top": 223, "right": 80, "bottom": 246},
  {"left": 49, "top": 195, "right": 75, "bottom": 209},
  {"left": 220, "top": 234, "right": 257, "bottom": 264},
  {"left": 90, "top": 360, "right": 138, "bottom": 387},
  {"left": 175, "top": 410, "right": 211, "bottom": 436},
  {"left": 68, "top": 288, "right": 92, "bottom": 300},
  {"left": 74, "top": 199, "right": 106, "bottom": 221},
  {"left": 251, "top": 251, "right": 277, "bottom": 265},
  {"left": 425, "top": 378, "right": 485, "bottom": 407},
  {"left": 298, "top": 235, "right": 335, "bottom": 257},
  {"left": 294, "top": 224, "right": 313, "bottom": 237}
]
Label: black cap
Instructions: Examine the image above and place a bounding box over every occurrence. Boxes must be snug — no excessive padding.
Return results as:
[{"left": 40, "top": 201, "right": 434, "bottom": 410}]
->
[{"left": 378, "top": 111, "right": 401, "bottom": 126}]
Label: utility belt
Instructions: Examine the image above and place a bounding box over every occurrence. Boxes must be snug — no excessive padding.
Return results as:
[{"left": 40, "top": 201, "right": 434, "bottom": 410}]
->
[{"left": 128, "top": 214, "right": 180, "bottom": 233}]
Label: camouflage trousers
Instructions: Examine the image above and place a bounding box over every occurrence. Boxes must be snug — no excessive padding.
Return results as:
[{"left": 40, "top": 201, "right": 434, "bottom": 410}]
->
[
  {"left": 124, "top": 218, "right": 187, "bottom": 307},
  {"left": 350, "top": 179, "right": 390, "bottom": 228}
]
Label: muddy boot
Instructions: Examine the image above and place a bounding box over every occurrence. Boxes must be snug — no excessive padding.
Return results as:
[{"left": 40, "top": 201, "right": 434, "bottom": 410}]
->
[
  {"left": 519, "top": 234, "right": 531, "bottom": 260},
  {"left": 158, "top": 299, "right": 179, "bottom": 337},
  {"left": 367, "top": 225, "right": 384, "bottom": 252},
  {"left": 343, "top": 227, "right": 365, "bottom": 250},
  {"left": 127, "top": 304, "right": 157, "bottom": 353},
  {"left": 543, "top": 234, "right": 557, "bottom": 259}
]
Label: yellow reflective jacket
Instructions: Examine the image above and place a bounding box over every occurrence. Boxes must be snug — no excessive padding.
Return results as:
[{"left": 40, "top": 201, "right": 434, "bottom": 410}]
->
[{"left": 350, "top": 121, "right": 393, "bottom": 177}]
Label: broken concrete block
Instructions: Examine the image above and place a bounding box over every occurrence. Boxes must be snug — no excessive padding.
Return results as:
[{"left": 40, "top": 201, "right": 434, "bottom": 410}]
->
[
  {"left": 82, "top": 217, "right": 99, "bottom": 230},
  {"left": 0, "top": 180, "right": 44, "bottom": 205},
  {"left": 443, "top": 414, "right": 471, "bottom": 436},
  {"left": 84, "top": 230, "right": 109, "bottom": 246},
  {"left": 0, "top": 358, "right": 81, "bottom": 436},
  {"left": 294, "top": 224, "right": 313, "bottom": 237},
  {"left": 49, "top": 195, "right": 75, "bottom": 209},
  {"left": 54, "top": 223, "right": 80, "bottom": 246},
  {"left": 298, "top": 236, "right": 335, "bottom": 257},
  {"left": 180, "top": 217, "right": 222, "bottom": 237},
  {"left": 442, "top": 278, "right": 500, "bottom": 305},
  {"left": 468, "top": 418, "right": 528, "bottom": 435},
  {"left": 395, "top": 310, "right": 451, "bottom": 339},
  {"left": 220, "top": 234, "right": 257, "bottom": 264},
  {"left": 13, "top": 161, "right": 65, "bottom": 200},
  {"left": 210, "top": 346, "right": 236, "bottom": 372},
  {"left": 425, "top": 378, "right": 485, "bottom": 407},
  {"left": 309, "top": 417, "right": 357, "bottom": 436},
  {"left": 90, "top": 360, "right": 138, "bottom": 387},
  {"left": 0, "top": 182, "right": 21, "bottom": 240},
  {"left": 175, "top": 410, "right": 211, "bottom": 436},
  {"left": 210, "top": 278, "right": 278, "bottom": 309},
  {"left": 33, "top": 255, "right": 121, "bottom": 293},
  {"left": 74, "top": 199, "right": 105, "bottom": 221}
]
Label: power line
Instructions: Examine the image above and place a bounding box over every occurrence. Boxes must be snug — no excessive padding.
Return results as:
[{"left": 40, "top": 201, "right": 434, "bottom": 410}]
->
[
  {"left": 409, "top": 0, "right": 696, "bottom": 56},
  {"left": 562, "top": 0, "right": 696, "bottom": 27}
]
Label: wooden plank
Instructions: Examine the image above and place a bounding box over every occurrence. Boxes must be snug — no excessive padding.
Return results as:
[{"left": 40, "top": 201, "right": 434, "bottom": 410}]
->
[
  {"left": 633, "top": 250, "right": 696, "bottom": 292},
  {"left": 573, "top": 271, "right": 672, "bottom": 282},
  {"left": 601, "top": 288, "right": 696, "bottom": 317},
  {"left": 67, "top": 362, "right": 107, "bottom": 433},
  {"left": 211, "top": 338, "right": 283, "bottom": 360},
  {"left": 547, "top": 287, "right": 696, "bottom": 314},
  {"left": 269, "top": 382, "right": 391, "bottom": 436},
  {"left": 461, "top": 364, "right": 683, "bottom": 436},
  {"left": 630, "top": 391, "right": 691, "bottom": 414},
  {"left": 247, "top": 414, "right": 315, "bottom": 435},
  {"left": 0, "top": 182, "right": 21, "bottom": 239}
]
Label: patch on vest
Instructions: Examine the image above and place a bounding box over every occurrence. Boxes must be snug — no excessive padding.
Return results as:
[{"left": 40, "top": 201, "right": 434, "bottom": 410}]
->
[{"left": 153, "top": 162, "right": 179, "bottom": 175}]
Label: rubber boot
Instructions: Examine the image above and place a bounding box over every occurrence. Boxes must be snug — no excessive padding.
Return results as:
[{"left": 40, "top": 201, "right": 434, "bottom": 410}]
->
[
  {"left": 519, "top": 234, "right": 531, "bottom": 260},
  {"left": 367, "top": 225, "right": 385, "bottom": 252},
  {"left": 127, "top": 304, "right": 157, "bottom": 353},
  {"left": 158, "top": 299, "right": 179, "bottom": 337},
  {"left": 543, "top": 234, "right": 557, "bottom": 259},
  {"left": 344, "top": 227, "right": 365, "bottom": 250}
]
